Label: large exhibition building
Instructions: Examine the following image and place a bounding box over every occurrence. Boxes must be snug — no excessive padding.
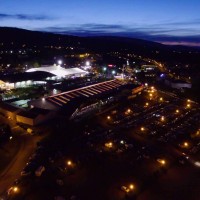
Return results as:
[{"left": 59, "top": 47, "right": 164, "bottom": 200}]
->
[
  {"left": 0, "top": 65, "right": 87, "bottom": 90},
  {"left": 26, "top": 65, "right": 87, "bottom": 78}
]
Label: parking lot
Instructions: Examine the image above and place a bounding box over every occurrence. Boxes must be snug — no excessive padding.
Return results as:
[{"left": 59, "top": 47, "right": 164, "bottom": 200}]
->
[{"left": 5, "top": 86, "right": 200, "bottom": 200}]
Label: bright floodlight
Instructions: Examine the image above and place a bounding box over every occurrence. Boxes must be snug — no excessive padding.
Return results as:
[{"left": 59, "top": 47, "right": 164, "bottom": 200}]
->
[
  {"left": 112, "top": 70, "right": 116, "bottom": 75},
  {"left": 58, "top": 60, "right": 62, "bottom": 65},
  {"left": 86, "top": 61, "right": 90, "bottom": 66},
  {"left": 103, "top": 67, "right": 107, "bottom": 71}
]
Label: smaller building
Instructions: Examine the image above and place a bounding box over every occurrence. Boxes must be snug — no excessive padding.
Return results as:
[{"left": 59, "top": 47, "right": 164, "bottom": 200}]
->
[
  {"left": 16, "top": 107, "right": 56, "bottom": 126},
  {"left": 0, "top": 71, "right": 54, "bottom": 90},
  {"left": 165, "top": 79, "right": 192, "bottom": 89},
  {"left": 141, "top": 65, "right": 157, "bottom": 72}
]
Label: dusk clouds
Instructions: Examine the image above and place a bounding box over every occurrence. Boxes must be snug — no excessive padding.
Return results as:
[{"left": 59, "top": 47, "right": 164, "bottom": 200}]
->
[
  {"left": 40, "top": 22, "right": 200, "bottom": 46},
  {"left": 0, "top": 13, "right": 53, "bottom": 21},
  {"left": 1, "top": 0, "right": 200, "bottom": 46}
]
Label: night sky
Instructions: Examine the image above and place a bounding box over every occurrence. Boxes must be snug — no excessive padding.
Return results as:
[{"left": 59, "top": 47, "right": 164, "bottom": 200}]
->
[{"left": 1, "top": 0, "right": 200, "bottom": 46}]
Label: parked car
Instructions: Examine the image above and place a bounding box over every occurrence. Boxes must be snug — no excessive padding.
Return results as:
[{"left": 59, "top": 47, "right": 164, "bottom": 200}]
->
[{"left": 35, "top": 166, "right": 45, "bottom": 177}]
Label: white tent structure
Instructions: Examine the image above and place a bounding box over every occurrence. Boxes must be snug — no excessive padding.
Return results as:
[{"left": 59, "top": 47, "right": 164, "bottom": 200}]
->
[{"left": 26, "top": 65, "right": 87, "bottom": 77}]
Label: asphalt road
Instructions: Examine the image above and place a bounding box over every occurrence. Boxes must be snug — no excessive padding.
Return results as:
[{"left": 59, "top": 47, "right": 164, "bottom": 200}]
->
[{"left": 0, "top": 134, "right": 40, "bottom": 195}]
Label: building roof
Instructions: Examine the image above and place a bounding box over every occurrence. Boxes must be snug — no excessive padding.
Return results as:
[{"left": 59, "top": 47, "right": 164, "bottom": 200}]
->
[
  {"left": 26, "top": 66, "right": 87, "bottom": 77},
  {"left": 28, "top": 98, "right": 60, "bottom": 111},
  {"left": 0, "top": 71, "right": 53, "bottom": 83},
  {"left": 166, "top": 78, "right": 191, "bottom": 84},
  {"left": 46, "top": 79, "right": 126, "bottom": 107},
  {"left": 31, "top": 107, "right": 51, "bottom": 115}
]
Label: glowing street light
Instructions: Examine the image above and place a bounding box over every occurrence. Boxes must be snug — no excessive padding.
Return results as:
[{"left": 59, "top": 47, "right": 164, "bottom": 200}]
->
[
  {"left": 67, "top": 160, "right": 72, "bottom": 166},
  {"left": 129, "top": 184, "right": 135, "bottom": 190},
  {"left": 103, "top": 67, "right": 107, "bottom": 71},
  {"left": 187, "top": 99, "right": 191, "bottom": 103},
  {"left": 161, "top": 116, "right": 165, "bottom": 122},
  {"left": 157, "top": 159, "right": 166, "bottom": 165},
  {"left": 159, "top": 97, "right": 163, "bottom": 101},
  {"left": 184, "top": 142, "right": 189, "bottom": 147},
  {"left": 186, "top": 104, "right": 191, "bottom": 108},
  {"left": 196, "top": 130, "right": 200, "bottom": 136},
  {"left": 105, "top": 142, "right": 113, "bottom": 148},
  {"left": 145, "top": 102, "right": 149, "bottom": 106},
  {"left": 108, "top": 142, "right": 113, "bottom": 147},
  {"left": 13, "top": 187, "right": 19, "bottom": 193},
  {"left": 176, "top": 109, "right": 179, "bottom": 114},
  {"left": 107, "top": 116, "right": 111, "bottom": 120},
  {"left": 141, "top": 127, "right": 145, "bottom": 131},
  {"left": 126, "top": 108, "right": 132, "bottom": 115}
]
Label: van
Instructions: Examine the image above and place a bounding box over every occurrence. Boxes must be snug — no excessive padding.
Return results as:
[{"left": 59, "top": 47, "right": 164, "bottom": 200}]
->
[{"left": 35, "top": 166, "right": 45, "bottom": 177}]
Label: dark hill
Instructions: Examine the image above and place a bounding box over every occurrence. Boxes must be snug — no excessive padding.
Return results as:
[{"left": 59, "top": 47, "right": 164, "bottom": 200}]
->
[
  {"left": 0, "top": 27, "right": 79, "bottom": 47},
  {"left": 0, "top": 27, "right": 200, "bottom": 58}
]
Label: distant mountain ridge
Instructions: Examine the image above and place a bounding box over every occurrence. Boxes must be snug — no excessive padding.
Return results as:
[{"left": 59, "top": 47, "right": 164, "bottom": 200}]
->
[
  {"left": 0, "top": 27, "right": 199, "bottom": 54},
  {"left": 0, "top": 27, "right": 79, "bottom": 46}
]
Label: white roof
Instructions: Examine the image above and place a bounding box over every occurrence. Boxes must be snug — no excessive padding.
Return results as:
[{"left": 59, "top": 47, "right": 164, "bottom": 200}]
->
[{"left": 26, "top": 66, "right": 87, "bottom": 77}]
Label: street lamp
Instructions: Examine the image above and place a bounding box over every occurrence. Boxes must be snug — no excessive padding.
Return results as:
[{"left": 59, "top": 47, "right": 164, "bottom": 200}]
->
[
  {"left": 105, "top": 142, "right": 113, "bottom": 148},
  {"left": 112, "top": 70, "right": 116, "bottom": 75},
  {"left": 103, "top": 67, "right": 107, "bottom": 71},
  {"left": 157, "top": 159, "right": 166, "bottom": 165},
  {"left": 108, "top": 142, "right": 113, "bottom": 148},
  {"left": 107, "top": 116, "right": 111, "bottom": 120},
  {"left": 186, "top": 104, "right": 191, "bottom": 108},
  {"left": 67, "top": 160, "right": 73, "bottom": 166},
  {"left": 183, "top": 142, "right": 189, "bottom": 148},
  {"left": 161, "top": 116, "right": 165, "bottom": 122},
  {"left": 129, "top": 184, "right": 135, "bottom": 190},
  {"left": 13, "top": 187, "right": 19, "bottom": 193}
]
